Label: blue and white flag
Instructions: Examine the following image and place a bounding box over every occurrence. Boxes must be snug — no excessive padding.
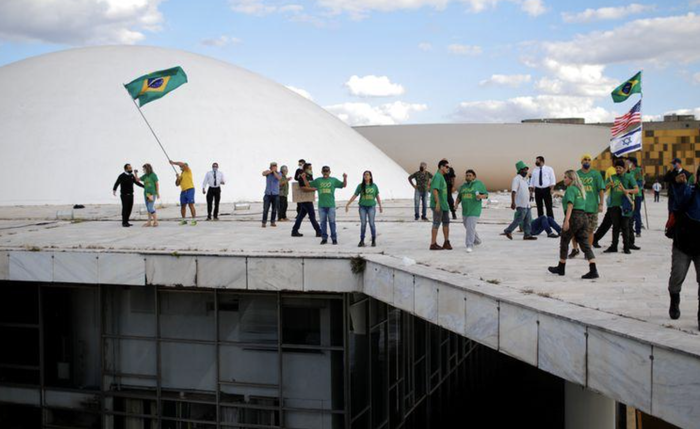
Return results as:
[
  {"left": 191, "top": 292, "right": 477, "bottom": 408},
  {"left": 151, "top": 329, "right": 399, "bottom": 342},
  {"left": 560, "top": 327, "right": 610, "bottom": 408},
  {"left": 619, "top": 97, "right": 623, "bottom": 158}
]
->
[{"left": 610, "top": 125, "right": 642, "bottom": 157}]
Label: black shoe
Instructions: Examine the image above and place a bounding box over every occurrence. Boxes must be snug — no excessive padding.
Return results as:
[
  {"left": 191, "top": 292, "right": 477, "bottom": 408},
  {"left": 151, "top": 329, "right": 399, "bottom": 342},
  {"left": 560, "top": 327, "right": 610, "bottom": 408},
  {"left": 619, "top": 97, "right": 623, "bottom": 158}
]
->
[
  {"left": 629, "top": 245, "right": 641, "bottom": 250},
  {"left": 358, "top": 240, "right": 365, "bottom": 247},
  {"left": 603, "top": 246, "right": 617, "bottom": 253},
  {"left": 669, "top": 293, "right": 681, "bottom": 320},
  {"left": 568, "top": 249, "right": 580, "bottom": 259},
  {"left": 122, "top": 223, "right": 131, "bottom": 228},
  {"left": 592, "top": 241, "right": 601, "bottom": 249},
  {"left": 582, "top": 263, "right": 599, "bottom": 279},
  {"left": 547, "top": 233, "right": 559, "bottom": 238},
  {"left": 623, "top": 249, "right": 631, "bottom": 254},
  {"left": 421, "top": 216, "right": 429, "bottom": 221},
  {"left": 371, "top": 238, "right": 376, "bottom": 247},
  {"left": 291, "top": 231, "right": 304, "bottom": 237},
  {"left": 523, "top": 235, "right": 537, "bottom": 241},
  {"left": 320, "top": 239, "right": 328, "bottom": 245},
  {"left": 316, "top": 232, "right": 322, "bottom": 238},
  {"left": 548, "top": 262, "right": 565, "bottom": 276},
  {"left": 452, "top": 212, "right": 457, "bottom": 220},
  {"left": 332, "top": 239, "right": 338, "bottom": 245},
  {"left": 635, "top": 233, "right": 641, "bottom": 238},
  {"left": 415, "top": 216, "right": 419, "bottom": 221},
  {"left": 206, "top": 216, "right": 212, "bottom": 221}
]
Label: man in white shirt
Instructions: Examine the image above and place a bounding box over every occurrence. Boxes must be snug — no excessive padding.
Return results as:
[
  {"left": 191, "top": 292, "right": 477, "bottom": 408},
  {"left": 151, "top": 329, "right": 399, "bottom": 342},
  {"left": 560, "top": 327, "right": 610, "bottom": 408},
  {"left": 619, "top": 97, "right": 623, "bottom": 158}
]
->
[
  {"left": 202, "top": 162, "right": 226, "bottom": 220},
  {"left": 502, "top": 161, "right": 538, "bottom": 240},
  {"left": 529, "top": 155, "right": 556, "bottom": 218}
]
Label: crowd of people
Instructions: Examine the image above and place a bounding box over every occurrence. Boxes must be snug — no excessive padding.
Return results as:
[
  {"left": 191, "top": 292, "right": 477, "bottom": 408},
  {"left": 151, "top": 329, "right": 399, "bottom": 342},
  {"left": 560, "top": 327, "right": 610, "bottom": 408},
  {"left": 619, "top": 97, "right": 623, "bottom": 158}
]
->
[{"left": 113, "top": 155, "right": 700, "bottom": 327}]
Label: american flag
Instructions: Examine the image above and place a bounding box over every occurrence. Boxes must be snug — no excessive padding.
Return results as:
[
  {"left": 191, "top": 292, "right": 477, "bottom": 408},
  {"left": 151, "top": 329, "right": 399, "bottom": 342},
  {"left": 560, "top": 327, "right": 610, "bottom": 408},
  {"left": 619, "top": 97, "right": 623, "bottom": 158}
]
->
[{"left": 611, "top": 100, "right": 642, "bottom": 137}]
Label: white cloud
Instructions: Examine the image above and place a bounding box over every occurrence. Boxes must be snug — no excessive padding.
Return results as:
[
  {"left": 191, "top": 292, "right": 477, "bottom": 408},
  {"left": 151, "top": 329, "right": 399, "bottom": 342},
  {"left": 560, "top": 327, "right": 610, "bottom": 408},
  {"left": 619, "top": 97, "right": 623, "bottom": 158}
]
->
[
  {"left": 285, "top": 85, "right": 314, "bottom": 101},
  {"left": 325, "top": 101, "right": 427, "bottom": 125},
  {"left": 418, "top": 42, "right": 433, "bottom": 51},
  {"left": 664, "top": 107, "right": 700, "bottom": 118},
  {"left": 562, "top": 3, "right": 655, "bottom": 23},
  {"left": 479, "top": 73, "right": 531, "bottom": 87},
  {"left": 520, "top": 0, "right": 546, "bottom": 17},
  {"left": 535, "top": 59, "right": 617, "bottom": 97},
  {"left": 448, "top": 43, "right": 482, "bottom": 56},
  {"left": 229, "top": 0, "right": 278, "bottom": 14},
  {"left": 544, "top": 13, "right": 700, "bottom": 65},
  {"left": 452, "top": 95, "right": 614, "bottom": 123},
  {"left": 693, "top": 72, "right": 700, "bottom": 85},
  {"left": 200, "top": 35, "right": 242, "bottom": 47},
  {"left": 345, "top": 75, "right": 405, "bottom": 97},
  {"left": 0, "top": 0, "right": 164, "bottom": 45}
]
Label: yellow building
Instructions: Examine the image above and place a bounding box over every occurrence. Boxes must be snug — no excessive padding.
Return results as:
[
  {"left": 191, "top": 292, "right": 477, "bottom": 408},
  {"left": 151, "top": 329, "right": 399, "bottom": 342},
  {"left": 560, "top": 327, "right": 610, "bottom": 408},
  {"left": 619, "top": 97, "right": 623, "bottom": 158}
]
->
[{"left": 591, "top": 114, "right": 700, "bottom": 183}]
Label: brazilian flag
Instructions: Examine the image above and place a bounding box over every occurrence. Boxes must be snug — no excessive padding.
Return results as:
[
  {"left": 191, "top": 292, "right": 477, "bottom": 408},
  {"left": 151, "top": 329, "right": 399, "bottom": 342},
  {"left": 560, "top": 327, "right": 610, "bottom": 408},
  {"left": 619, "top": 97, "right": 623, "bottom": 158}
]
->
[
  {"left": 125, "top": 66, "right": 188, "bottom": 107},
  {"left": 611, "top": 71, "right": 642, "bottom": 103}
]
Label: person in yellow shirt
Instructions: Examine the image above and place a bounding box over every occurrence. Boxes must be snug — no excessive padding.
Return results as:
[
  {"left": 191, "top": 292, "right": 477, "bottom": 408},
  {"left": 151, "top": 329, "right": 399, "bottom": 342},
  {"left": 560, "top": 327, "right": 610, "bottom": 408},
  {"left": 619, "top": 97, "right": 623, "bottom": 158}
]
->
[{"left": 170, "top": 160, "right": 197, "bottom": 225}]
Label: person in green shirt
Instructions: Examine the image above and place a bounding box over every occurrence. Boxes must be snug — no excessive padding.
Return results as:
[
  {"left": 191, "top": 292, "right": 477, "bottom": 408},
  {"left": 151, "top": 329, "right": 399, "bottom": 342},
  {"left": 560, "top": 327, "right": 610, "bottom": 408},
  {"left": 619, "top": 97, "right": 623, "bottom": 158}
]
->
[
  {"left": 603, "top": 159, "right": 639, "bottom": 254},
  {"left": 304, "top": 165, "right": 347, "bottom": 245},
  {"left": 345, "top": 171, "right": 383, "bottom": 247},
  {"left": 429, "top": 159, "right": 452, "bottom": 250},
  {"left": 279, "top": 165, "right": 290, "bottom": 221},
  {"left": 549, "top": 170, "right": 599, "bottom": 279},
  {"left": 454, "top": 169, "right": 488, "bottom": 252},
  {"left": 139, "top": 163, "right": 159, "bottom": 227},
  {"left": 570, "top": 154, "right": 605, "bottom": 258}
]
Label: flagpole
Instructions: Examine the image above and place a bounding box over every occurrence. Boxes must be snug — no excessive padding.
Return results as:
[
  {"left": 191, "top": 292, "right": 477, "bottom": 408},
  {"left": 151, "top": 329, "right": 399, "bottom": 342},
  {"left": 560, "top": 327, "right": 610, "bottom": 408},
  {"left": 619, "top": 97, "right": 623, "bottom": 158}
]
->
[
  {"left": 639, "top": 70, "right": 651, "bottom": 229},
  {"left": 123, "top": 85, "right": 178, "bottom": 175}
]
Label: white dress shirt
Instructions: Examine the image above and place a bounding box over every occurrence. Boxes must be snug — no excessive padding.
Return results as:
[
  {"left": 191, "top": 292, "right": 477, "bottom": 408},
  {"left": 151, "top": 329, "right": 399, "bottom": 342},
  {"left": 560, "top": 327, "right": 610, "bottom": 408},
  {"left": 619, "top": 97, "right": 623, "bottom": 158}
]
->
[
  {"left": 202, "top": 170, "right": 226, "bottom": 189},
  {"left": 529, "top": 165, "right": 556, "bottom": 188},
  {"left": 512, "top": 175, "right": 531, "bottom": 208}
]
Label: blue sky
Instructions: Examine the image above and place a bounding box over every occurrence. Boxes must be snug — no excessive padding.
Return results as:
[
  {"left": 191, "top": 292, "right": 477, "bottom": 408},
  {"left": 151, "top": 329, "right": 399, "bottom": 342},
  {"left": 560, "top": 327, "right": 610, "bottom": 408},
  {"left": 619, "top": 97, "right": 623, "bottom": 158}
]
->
[{"left": 1, "top": 0, "right": 699, "bottom": 125}]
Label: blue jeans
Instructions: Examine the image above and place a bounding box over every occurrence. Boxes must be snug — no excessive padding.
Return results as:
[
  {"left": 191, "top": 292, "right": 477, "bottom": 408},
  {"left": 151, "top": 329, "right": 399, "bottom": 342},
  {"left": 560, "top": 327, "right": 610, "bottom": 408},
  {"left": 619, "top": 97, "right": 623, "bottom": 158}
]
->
[
  {"left": 633, "top": 195, "right": 643, "bottom": 234},
  {"left": 414, "top": 190, "right": 429, "bottom": 219},
  {"left": 530, "top": 216, "right": 561, "bottom": 236},
  {"left": 359, "top": 206, "right": 376, "bottom": 240},
  {"left": 319, "top": 207, "right": 337, "bottom": 240},
  {"left": 505, "top": 207, "right": 532, "bottom": 236},
  {"left": 262, "top": 194, "right": 279, "bottom": 224}
]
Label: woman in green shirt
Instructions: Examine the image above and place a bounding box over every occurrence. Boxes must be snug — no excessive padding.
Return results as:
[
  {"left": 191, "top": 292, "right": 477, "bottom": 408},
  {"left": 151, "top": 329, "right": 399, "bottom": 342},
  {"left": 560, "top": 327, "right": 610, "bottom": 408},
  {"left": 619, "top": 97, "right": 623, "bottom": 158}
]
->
[
  {"left": 549, "top": 170, "right": 598, "bottom": 279},
  {"left": 139, "top": 163, "right": 159, "bottom": 227},
  {"left": 346, "top": 171, "right": 383, "bottom": 247}
]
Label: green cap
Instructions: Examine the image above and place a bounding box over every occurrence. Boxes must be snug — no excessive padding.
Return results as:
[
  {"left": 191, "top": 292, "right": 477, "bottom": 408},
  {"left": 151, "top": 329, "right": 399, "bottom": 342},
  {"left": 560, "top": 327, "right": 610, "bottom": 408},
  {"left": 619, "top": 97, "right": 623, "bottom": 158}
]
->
[{"left": 515, "top": 161, "right": 528, "bottom": 172}]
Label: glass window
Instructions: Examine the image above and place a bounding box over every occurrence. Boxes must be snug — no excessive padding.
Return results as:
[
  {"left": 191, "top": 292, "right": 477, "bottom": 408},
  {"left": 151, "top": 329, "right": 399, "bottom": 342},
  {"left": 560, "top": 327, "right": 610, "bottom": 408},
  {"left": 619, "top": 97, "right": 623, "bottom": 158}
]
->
[
  {"left": 283, "top": 350, "right": 343, "bottom": 411},
  {"left": 104, "top": 338, "right": 157, "bottom": 378},
  {"left": 160, "top": 291, "right": 215, "bottom": 341},
  {"left": 282, "top": 298, "right": 323, "bottom": 346},
  {"left": 371, "top": 324, "right": 387, "bottom": 427},
  {"left": 219, "top": 294, "right": 278, "bottom": 344},
  {"left": 220, "top": 344, "right": 279, "bottom": 386},
  {"left": 161, "top": 343, "right": 216, "bottom": 392},
  {"left": 103, "top": 286, "right": 156, "bottom": 337}
]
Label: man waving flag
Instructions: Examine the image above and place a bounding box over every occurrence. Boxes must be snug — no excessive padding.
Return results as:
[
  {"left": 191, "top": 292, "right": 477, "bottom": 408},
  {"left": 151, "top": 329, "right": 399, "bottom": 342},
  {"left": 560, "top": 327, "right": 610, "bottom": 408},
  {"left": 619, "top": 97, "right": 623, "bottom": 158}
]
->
[
  {"left": 611, "top": 71, "right": 642, "bottom": 103},
  {"left": 125, "top": 66, "right": 188, "bottom": 107}
]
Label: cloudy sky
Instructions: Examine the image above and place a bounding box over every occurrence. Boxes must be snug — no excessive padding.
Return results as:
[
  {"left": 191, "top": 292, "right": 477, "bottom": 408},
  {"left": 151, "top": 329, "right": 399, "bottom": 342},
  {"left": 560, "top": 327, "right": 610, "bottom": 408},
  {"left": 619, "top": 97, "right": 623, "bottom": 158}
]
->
[{"left": 1, "top": 0, "right": 699, "bottom": 126}]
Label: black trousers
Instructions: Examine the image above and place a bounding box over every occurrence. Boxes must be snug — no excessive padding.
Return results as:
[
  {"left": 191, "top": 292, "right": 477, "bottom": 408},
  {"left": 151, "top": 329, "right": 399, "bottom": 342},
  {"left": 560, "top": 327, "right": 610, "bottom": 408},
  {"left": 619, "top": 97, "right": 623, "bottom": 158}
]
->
[
  {"left": 206, "top": 187, "right": 221, "bottom": 218},
  {"left": 535, "top": 187, "right": 554, "bottom": 218},
  {"left": 609, "top": 207, "right": 631, "bottom": 250},
  {"left": 120, "top": 194, "right": 133, "bottom": 225},
  {"left": 292, "top": 202, "right": 321, "bottom": 234},
  {"left": 593, "top": 208, "right": 612, "bottom": 243},
  {"left": 279, "top": 196, "right": 288, "bottom": 220},
  {"left": 447, "top": 191, "right": 456, "bottom": 216}
]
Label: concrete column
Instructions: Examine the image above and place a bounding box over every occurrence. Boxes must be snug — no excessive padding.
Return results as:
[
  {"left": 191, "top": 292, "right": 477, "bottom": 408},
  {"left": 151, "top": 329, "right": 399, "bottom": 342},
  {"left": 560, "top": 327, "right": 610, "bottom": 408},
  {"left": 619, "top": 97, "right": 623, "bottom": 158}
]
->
[{"left": 565, "top": 381, "right": 616, "bottom": 429}]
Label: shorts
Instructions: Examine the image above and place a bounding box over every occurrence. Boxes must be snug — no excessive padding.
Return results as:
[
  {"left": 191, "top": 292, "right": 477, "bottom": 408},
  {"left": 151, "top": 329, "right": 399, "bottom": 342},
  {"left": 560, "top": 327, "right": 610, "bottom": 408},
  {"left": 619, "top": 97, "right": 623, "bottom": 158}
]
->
[
  {"left": 432, "top": 208, "right": 450, "bottom": 228},
  {"left": 180, "top": 188, "right": 195, "bottom": 205},
  {"left": 585, "top": 212, "right": 598, "bottom": 235},
  {"left": 144, "top": 196, "right": 156, "bottom": 214}
]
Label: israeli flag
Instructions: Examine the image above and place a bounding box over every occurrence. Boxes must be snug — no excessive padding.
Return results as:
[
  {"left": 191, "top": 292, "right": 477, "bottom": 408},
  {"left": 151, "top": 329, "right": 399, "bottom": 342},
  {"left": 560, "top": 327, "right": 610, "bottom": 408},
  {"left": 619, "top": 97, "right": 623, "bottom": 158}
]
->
[{"left": 610, "top": 125, "right": 642, "bottom": 157}]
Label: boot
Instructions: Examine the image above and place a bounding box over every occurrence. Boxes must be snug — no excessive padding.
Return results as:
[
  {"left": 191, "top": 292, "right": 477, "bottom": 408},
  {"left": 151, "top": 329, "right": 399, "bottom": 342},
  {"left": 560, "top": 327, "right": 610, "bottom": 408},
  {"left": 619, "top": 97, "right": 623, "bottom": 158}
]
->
[
  {"left": 371, "top": 238, "right": 376, "bottom": 247},
  {"left": 582, "top": 263, "right": 599, "bottom": 279},
  {"left": 669, "top": 293, "right": 681, "bottom": 320},
  {"left": 548, "top": 262, "right": 565, "bottom": 276}
]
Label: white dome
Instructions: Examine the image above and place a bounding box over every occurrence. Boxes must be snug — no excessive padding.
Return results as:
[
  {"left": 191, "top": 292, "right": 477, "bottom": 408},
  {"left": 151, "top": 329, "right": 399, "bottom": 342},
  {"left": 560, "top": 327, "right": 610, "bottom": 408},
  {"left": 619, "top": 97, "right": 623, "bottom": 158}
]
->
[{"left": 0, "top": 46, "right": 411, "bottom": 205}]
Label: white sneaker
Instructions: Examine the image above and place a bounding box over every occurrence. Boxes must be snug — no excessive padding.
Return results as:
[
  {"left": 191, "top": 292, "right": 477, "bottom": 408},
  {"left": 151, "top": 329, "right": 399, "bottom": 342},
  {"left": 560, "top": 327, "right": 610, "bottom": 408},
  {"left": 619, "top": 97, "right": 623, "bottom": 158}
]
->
[{"left": 466, "top": 247, "right": 473, "bottom": 253}]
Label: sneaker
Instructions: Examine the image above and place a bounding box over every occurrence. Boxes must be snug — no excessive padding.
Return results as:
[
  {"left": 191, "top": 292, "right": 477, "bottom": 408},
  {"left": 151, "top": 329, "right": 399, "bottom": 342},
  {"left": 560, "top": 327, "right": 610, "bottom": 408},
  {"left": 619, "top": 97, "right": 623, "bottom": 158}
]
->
[
  {"left": 358, "top": 240, "right": 365, "bottom": 247},
  {"left": 190, "top": 220, "right": 197, "bottom": 226},
  {"left": 547, "top": 233, "right": 559, "bottom": 238},
  {"left": 332, "top": 239, "right": 338, "bottom": 245},
  {"left": 179, "top": 220, "right": 187, "bottom": 226},
  {"left": 291, "top": 231, "right": 304, "bottom": 237},
  {"left": 523, "top": 236, "right": 538, "bottom": 241},
  {"left": 568, "top": 249, "right": 580, "bottom": 259},
  {"left": 320, "top": 239, "right": 328, "bottom": 245},
  {"left": 466, "top": 247, "right": 473, "bottom": 253},
  {"left": 442, "top": 240, "right": 453, "bottom": 250},
  {"left": 429, "top": 243, "right": 443, "bottom": 250},
  {"left": 501, "top": 232, "right": 513, "bottom": 240}
]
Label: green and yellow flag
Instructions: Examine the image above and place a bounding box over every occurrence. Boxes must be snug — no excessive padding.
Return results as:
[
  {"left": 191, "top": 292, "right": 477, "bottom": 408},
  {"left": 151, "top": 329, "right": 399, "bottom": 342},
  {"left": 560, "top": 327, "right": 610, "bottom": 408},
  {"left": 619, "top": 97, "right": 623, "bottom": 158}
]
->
[
  {"left": 611, "top": 71, "right": 642, "bottom": 103},
  {"left": 125, "top": 66, "right": 188, "bottom": 107}
]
